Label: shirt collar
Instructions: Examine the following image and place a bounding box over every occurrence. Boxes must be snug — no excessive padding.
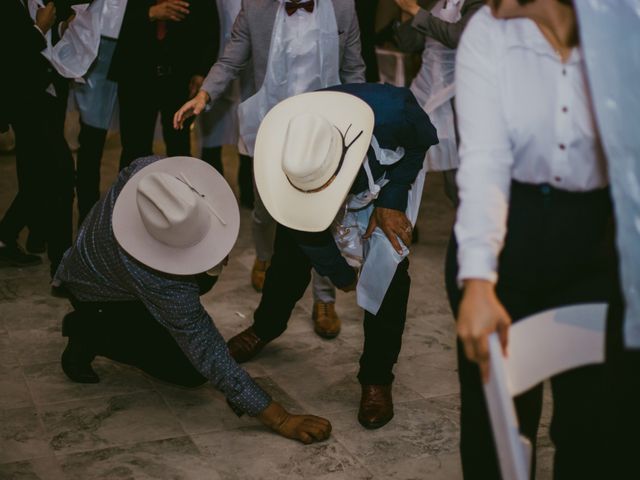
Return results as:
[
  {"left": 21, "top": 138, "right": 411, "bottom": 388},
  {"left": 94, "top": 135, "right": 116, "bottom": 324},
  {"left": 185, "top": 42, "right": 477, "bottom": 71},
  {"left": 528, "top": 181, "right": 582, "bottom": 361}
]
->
[{"left": 504, "top": 16, "right": 582, "bottom": 65}]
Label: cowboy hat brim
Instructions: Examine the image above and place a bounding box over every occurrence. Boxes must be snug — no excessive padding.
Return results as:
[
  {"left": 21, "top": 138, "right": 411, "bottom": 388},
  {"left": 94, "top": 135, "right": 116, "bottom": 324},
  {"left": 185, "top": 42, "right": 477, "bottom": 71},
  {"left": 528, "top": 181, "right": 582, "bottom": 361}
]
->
[
  {"left": 112, "top": 156, "right": 240, "bottom": 275},
  {"left": 254, "top": 91, "right": 374, "bottom": 232}
]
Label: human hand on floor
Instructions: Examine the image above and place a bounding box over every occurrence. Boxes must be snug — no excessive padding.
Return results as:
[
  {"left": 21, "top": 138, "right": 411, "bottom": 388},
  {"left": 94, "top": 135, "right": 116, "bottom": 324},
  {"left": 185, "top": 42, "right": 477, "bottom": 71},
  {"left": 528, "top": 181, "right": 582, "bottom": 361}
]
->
[
  {"left": 363, "top": 207, "right": 412, "bottom": 255},
  {"left": 457, "top": 279, "right": 511, "bottom": 383},
  {"left": 258, "top": 401, "right": 332, "bottom": 444},
  {"left": 173, "top": 90, "right": 209, "bottom": 130}
]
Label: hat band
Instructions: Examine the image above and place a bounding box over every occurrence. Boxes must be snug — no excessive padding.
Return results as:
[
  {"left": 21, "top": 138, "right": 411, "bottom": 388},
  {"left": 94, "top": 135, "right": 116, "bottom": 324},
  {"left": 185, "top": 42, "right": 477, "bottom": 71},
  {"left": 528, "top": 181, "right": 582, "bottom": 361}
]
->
[{"left": 286, "top": 124, "right": 364, "bottom": 194}]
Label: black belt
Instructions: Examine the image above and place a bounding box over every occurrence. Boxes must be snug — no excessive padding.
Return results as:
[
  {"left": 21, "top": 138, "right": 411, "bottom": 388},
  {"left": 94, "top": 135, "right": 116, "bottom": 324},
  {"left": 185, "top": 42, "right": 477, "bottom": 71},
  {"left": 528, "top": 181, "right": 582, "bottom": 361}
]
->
[
  {"left": 511, "top": 180, "right": 609, "bottom": 200},
  {"left": 156, "top": 65, "right": 173, "bottom": 77}
]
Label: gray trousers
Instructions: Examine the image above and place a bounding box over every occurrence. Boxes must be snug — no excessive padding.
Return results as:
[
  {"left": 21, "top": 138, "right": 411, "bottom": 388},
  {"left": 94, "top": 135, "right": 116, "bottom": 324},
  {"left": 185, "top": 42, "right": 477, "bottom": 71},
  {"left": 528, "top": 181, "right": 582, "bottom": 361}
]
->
[{"left": 252, "top": 181, "right": 336, "bottom": 304}]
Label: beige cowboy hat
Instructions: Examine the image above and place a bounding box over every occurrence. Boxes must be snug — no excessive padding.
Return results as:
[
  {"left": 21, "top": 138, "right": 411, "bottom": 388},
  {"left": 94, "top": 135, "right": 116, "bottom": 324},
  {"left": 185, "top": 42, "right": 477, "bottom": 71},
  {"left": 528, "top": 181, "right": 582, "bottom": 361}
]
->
[
  {"left": 112, "top": 156, "right": 240, "bottom": 275},
  {"left": 254, "top": 91, "right": 375, "bottom": 232}
]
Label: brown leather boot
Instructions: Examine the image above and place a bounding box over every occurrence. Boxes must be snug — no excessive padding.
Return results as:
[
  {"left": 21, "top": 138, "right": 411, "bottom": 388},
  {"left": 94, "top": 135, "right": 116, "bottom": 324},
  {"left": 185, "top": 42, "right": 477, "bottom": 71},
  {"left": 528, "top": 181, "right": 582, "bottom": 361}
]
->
[
  {"left": 312, "top": 301, "right": 341, "bottom": 339},
  {"left": 227, "top": 327, "right": 268, "bottom": 363},
  {"left": 251, "top": 259, "right": 270, "bottom": 292},
  {"left": 358, "top": 384, "right": 394, "bottom": 429}
]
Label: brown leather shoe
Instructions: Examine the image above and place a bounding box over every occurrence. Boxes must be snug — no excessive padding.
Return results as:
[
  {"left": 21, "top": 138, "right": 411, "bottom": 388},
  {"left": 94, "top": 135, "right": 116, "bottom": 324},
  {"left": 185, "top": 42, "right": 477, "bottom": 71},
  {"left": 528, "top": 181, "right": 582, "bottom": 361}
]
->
[
  {"left": 312, "top": 301, "right": 341, "bottom": 339},
  {"left": 227, "top": 327, "right": 268, "bottom": 363},
  {"left": 358, "top": 384, "right": 394, "bottom": 429},
  {"left": 251, "top": 259, "right": 270, "bottom": 292}
]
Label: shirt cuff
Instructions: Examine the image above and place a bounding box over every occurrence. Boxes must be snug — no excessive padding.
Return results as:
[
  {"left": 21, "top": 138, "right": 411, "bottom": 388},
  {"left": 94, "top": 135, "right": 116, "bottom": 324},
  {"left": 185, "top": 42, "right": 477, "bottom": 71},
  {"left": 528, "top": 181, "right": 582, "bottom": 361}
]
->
[
  {"left": 456, "top": 246, "right": 498, "bottom": 287},
  {"left": 223, "top": 371, "right": 272, "bottom": 417}
]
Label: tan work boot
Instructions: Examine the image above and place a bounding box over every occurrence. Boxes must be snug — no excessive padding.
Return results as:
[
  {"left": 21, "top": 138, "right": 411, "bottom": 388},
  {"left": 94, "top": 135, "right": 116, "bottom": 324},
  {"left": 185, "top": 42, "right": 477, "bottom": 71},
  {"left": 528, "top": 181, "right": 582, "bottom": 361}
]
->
[
  {"left": 312, "top": 301, "right": 341, "bottom": 339},
  {"left": 251, "top": 259, "right": 270, "bottom": 292}
]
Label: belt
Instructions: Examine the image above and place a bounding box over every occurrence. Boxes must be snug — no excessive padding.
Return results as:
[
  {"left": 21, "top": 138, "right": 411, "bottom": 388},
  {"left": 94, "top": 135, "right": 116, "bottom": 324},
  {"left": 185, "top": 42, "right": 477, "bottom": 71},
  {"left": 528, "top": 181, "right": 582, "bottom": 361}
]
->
[
  {"left": 156, "top": 65, "right": 173, "bottom": 77},
  {"left": 511, "top": 180, "right": 609, "bottom": 199}
]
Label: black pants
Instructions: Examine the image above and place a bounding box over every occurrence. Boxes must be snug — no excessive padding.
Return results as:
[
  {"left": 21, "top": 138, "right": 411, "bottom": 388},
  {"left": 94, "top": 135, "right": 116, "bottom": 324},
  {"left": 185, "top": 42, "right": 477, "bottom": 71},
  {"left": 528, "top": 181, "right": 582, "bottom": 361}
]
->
[
  {"left": 67, "top": 274, "right": 217, "bottom": 387},
  {"left": 355, "top": 0, "right": 380, "bottom": 83},
  {"left": 445, "top": 182, "right": 616, "bottom": 479},
  {"left": 201, "top": 146, "right": 254, "bottom": 208},
  {"left": 253, "top": 224, "right": 410, "bottom": 385},
  {"left": 0, "top": 91, "right": 74, "bottom": 274},
  {"left": 118, "top": 74, "right": 191, "bottom": 170},
  {"left": 76, "top": 121, "right": 108, "bottom": 225}
]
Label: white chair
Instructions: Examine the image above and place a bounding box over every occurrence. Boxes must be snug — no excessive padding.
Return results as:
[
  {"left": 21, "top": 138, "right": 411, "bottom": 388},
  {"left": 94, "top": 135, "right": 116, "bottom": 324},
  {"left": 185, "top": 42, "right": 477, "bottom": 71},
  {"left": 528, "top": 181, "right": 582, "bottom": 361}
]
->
[
  {"left": 483, "top": 303, "right": 608, "bottom": 480},
  {"left": 374, "top": 46, "right": 420, "bottom": 87}
]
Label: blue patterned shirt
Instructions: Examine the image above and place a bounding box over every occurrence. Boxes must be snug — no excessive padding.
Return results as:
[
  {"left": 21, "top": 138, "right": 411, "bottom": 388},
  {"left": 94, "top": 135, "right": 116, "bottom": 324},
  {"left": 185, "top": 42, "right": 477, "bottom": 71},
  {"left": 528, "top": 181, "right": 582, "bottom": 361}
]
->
[{"left": 55, "top": 157, "right": 271, "bottom": 416}]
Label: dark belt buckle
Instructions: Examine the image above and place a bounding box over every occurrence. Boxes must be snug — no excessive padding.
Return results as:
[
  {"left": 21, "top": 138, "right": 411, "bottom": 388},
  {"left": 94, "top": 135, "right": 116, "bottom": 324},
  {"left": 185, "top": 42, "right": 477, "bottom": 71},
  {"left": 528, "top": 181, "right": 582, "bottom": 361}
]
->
[{"left": 156, "top": 65, "right": 172, "bottom": 77}]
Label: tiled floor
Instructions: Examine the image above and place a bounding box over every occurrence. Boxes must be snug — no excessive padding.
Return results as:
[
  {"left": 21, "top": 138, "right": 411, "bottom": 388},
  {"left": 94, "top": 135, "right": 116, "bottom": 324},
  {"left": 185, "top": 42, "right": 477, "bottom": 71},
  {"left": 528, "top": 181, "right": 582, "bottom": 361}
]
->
[{"left": 0, "top": 124, "right": 555, "bottom": 479}]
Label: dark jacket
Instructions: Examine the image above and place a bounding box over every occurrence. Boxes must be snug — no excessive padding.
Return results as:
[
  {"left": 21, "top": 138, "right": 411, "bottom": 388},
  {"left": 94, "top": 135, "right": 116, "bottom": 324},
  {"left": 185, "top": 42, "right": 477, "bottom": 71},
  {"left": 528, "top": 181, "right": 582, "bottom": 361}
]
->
[
  {"left": 0, "top": 0, "right": 55, "bottom": 125},
  {"left": 109, "top": 0, "right": 220, "bottom": 83},
  {"left": 394, "top": 0, "right": 484, "bottom": 52},
  {"left": 336, "top": 82, "right": 438, "bottom": 212}
]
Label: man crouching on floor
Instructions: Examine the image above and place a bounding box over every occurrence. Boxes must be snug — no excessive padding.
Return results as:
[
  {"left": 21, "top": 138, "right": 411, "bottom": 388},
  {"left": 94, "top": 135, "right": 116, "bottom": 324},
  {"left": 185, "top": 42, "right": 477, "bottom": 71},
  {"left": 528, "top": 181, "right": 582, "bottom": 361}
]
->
[{"left": 54, "top": 155, "right": 331, "bottom": 444}]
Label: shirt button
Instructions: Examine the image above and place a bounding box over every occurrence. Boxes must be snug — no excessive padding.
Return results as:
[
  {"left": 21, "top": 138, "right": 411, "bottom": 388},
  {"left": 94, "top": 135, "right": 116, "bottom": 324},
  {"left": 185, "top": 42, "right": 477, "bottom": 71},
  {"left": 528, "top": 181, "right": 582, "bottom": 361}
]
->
[
  {"left": 562, "top": 68, "right": 567, "bottom": 76},
  {"left": 559, "top": 143, "right": 566, "bottom": 150},
  {"left": 562, "top": 106, "right": 568, "bottom": 113},
  {"left": 554, "top": 176, "right": 562, "bottom": 182}
]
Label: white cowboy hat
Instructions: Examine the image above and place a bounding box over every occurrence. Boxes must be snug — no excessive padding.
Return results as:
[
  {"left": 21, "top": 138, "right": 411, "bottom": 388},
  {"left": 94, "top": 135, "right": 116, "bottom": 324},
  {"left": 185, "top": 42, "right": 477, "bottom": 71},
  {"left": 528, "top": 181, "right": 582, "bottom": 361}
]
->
[
  {"left": 112, "top": 156, "right": 240, "bottom": 275},
  {"left": 254, "top": 91, "right": 375, "bottom": 232}
]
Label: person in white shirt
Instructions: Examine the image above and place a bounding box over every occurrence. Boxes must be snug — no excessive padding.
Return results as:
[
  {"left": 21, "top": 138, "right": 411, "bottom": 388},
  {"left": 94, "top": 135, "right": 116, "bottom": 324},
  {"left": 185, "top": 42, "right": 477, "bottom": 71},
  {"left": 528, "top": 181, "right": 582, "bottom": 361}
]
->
[
  {"left": 445, "top": 0, "right": 618, "bottom": 478},
  {"left": 71, "top": 0, "right": 128, "bottom": 225}
]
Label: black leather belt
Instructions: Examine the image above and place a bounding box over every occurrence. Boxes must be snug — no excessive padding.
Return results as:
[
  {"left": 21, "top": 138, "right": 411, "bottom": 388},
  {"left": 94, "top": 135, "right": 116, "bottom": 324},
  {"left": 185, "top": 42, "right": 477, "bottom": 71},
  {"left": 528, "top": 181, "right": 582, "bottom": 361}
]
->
[{"left": 156, "top": 65, "right": 173, "bottom": 77}]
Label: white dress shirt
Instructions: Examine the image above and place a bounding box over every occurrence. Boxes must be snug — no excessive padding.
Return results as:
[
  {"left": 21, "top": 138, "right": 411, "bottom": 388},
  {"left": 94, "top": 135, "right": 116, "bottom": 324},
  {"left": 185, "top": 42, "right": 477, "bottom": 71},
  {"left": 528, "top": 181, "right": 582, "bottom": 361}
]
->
[{"left": 454, "top": 6, "right": 609, "bottom": 284}]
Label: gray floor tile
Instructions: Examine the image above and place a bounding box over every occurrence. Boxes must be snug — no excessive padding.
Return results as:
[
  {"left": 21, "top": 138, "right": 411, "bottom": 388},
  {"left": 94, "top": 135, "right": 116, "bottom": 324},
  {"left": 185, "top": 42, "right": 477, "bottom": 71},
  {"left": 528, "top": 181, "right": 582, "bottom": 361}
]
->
[
  {"left": 0, "top": 407, "right": 52, "bottom": 463},
  {"left": 39, "top": 391, "right": 186, "bottom": 455},
  {"left": 331, "top": 395, "right": 460, "bottom": 469},
  {"left": 193, "top": 428, "right": 373, "bottom": 480},
  {"left": 24, "top": 359, "right": 153, "bottom": 405},
  {"left": 59, "top": 436, "right": 221, "bottom": 480},
  {"left": 0, "top": 456, "right": 65, "bottom": 480},
  {"left": 11, "top": 327, "right": 67, "bottom": 367},
  {"left": 155, "top": 383, "right": 255, "bottom": 436},
  {"left": 1, "top": 296, "right": 70, "bottom": 332},
  {"left": 536, "top": 446, "right": 554, "bottom": 480},
  {"left": 367, "top": 452, "right": 463, "bottom": 480},
  {"left": 274, "top": 363, "right": 422, "bottom": 417},
  {"left": 0, "top": 330, "right": 20, "bottom": 369},
  {"left": 396, "top": 313, "right": 456, "bottom": 359},
  {"left": 0, "top": 365, "right": 32, "bottom": 410},
  {"left": 394, "top": 351, "right": 459, "bottom": 400},
  {"left": 255, "top": 332, "right": 362, "bottom": 376}
]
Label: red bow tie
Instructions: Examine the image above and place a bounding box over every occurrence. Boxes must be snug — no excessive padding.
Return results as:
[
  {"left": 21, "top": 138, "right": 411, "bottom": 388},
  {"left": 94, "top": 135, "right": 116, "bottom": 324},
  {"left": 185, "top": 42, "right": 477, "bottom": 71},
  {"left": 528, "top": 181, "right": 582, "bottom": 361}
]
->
[{"left": 285, "top": 0, "right": 315, "bottom": 16}]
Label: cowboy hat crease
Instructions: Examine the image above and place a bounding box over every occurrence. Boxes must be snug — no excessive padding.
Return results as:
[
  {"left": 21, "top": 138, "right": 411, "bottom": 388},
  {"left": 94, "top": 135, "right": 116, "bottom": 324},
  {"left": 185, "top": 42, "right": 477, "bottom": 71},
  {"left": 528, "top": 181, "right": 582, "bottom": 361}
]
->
[{"left": 113, "top": 156, "right": 240, "bottom": 275}]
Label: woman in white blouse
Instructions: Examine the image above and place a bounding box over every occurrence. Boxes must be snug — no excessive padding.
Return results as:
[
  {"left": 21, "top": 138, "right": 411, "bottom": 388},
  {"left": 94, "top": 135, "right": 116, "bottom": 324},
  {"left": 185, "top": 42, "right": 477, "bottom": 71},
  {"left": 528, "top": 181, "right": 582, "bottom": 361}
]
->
[{"left": 445, "top": 0, "right": 615, "bottom": 478}]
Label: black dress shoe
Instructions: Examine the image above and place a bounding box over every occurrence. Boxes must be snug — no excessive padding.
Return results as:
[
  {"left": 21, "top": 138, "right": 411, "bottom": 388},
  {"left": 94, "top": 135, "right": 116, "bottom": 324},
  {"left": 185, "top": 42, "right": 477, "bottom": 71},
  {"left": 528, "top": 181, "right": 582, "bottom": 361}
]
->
[
  {"left": 0, "top": 242, "right": 42, "bottom": 267},
  {"left": 61, "top": 314, "right": 99, "bottom": 383},
  {"left": 227, "top": 327, "right": 268, "bottom": 363},
  {"left": 358, "top": 384, "right": 394, "bottom": 429},
  {"left": 61, "top": 341, "right": 100, "bottom": 383}
]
